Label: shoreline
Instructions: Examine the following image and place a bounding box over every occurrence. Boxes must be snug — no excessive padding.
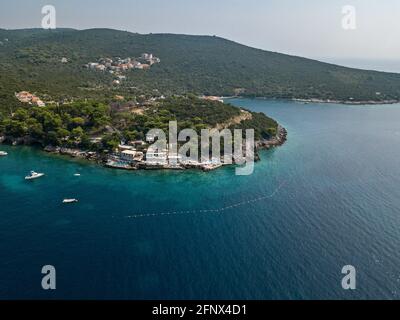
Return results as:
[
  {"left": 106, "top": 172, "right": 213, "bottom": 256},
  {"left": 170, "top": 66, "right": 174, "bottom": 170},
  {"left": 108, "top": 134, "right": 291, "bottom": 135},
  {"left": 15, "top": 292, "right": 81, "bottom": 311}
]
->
[
  {"left": 224, "top": 96, "right": 400, "bottom": 105},
  {"left": 0, "top": 126, "right": 288, "bottom": 172},
  {"left": 291, "top": 98, "right": 400, "bottom": 105}
]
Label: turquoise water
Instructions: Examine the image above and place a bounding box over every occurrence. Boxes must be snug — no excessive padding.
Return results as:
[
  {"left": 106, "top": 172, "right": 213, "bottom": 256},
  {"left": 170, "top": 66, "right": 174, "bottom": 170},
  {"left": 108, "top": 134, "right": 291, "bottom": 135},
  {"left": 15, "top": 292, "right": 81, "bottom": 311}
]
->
[{"left": 1, "top": 98, "right": 400, "bottom": 299}]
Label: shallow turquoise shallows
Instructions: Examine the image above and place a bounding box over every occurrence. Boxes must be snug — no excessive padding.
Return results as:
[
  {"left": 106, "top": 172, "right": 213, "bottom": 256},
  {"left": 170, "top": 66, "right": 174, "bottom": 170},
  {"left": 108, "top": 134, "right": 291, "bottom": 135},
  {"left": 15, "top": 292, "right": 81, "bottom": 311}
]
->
[{"left": 1, "top": 98, "right": 400, "bottom": 299}]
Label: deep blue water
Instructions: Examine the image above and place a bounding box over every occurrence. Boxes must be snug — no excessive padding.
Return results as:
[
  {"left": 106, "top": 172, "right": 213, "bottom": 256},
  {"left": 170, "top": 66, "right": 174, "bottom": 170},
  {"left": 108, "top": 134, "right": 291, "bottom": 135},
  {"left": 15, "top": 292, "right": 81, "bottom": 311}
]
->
[{"left": 1, "top": 98, "right": 400, "bottom": 300}]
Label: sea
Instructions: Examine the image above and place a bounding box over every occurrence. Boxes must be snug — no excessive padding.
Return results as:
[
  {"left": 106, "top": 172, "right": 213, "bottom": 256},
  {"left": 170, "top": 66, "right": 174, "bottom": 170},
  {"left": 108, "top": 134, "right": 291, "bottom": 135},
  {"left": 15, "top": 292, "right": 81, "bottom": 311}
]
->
[{"left": 1, "top": 98, "right": 400, "bottom": 299}]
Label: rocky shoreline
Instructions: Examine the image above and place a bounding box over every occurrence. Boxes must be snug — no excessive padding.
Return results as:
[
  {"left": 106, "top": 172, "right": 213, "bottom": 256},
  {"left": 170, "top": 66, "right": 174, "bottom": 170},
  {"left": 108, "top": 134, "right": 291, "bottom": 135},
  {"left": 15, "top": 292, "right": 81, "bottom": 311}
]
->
[
  {"left": 44, "top": 145, "right": 102, "bottom": 162},
  {"left": 256, "top": 125, "right": 287, "bottom": 150},
  {"left": 0, "top": 126, "right": 287, "bottom": 172}
]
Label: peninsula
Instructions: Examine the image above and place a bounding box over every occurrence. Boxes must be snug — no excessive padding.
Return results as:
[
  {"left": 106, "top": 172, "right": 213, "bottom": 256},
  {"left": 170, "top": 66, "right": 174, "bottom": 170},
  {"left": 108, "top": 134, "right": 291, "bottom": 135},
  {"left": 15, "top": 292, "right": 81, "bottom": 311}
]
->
[{"left": 0, "top": 94, "right": 286, "bottom": 171}]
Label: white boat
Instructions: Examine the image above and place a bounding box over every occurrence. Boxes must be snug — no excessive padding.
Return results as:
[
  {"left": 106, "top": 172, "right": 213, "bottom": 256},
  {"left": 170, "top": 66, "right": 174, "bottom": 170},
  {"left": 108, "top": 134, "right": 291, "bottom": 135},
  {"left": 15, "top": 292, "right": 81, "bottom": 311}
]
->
[
  {"left": 74, "top": 173, "right": 81, "bottom": 177},
  {"left": 63, "top": 199, "right": 78, "bottom": 203},
  {"left": 25, "top": 171, "right": 45, "bottom": 180},
  {"left": 0, "top": 151, "right": 8, "bottom": 156}
]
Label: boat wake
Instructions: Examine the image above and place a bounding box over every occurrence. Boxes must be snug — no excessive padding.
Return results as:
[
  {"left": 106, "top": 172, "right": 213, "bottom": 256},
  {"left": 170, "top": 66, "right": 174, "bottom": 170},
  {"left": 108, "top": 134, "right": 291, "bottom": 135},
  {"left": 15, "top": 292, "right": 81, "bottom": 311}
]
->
[{"left": 123, "top": 180, "right": 286, "bottom": 219}]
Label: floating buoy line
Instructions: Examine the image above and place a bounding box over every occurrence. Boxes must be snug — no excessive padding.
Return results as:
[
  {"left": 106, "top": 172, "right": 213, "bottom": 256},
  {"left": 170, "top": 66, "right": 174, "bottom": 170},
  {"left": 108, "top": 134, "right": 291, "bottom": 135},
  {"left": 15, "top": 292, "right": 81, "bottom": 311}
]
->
[{"left": 123, "top": 180, "right": 286, "bottom": 219}]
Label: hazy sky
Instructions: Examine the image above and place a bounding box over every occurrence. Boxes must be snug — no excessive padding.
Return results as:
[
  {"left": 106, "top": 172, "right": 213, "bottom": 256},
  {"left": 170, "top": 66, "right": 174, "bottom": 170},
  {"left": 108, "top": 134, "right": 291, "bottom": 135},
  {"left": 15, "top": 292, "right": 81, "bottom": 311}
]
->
[{"left": 1, "top": 0, "right": 400, "bottom": 71}]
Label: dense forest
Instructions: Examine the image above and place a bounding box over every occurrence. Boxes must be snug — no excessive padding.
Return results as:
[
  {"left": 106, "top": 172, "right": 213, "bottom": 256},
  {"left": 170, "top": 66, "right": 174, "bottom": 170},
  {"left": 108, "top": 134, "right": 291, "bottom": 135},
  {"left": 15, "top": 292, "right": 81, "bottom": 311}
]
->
[
  {"left": 1, "top": 28, "right": 400, "bottom": 115},
  {"left": 0, "top": 95, "right": 278, "bottom": 151}
]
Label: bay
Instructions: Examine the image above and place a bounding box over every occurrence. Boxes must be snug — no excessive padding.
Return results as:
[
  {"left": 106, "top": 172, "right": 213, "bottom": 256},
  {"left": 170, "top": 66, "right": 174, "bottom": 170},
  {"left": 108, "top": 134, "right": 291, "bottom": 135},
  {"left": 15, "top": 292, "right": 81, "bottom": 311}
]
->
[{"left": 1, "top": 98, "right": 400, "bottom": 299}]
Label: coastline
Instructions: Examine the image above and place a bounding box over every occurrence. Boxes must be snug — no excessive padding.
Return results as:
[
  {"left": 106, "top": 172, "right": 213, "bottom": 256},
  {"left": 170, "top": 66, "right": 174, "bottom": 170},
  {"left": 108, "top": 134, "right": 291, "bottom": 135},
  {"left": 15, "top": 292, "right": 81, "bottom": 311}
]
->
[
  {"left": 291, "top": 98, "right": 400, "bottom": 105},
  {"left": 0, "top": 126, "right": 288, "bottom": 172},
  {"left": 224, "top": 96, "right": 400, "bottom": 105}
]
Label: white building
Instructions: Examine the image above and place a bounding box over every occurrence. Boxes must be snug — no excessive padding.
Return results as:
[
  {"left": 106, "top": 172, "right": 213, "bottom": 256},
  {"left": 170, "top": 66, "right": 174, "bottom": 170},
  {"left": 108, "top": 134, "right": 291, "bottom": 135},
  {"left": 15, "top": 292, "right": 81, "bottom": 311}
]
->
[{"left": 120, "top": 150, "right": 137, "bottom": 162}]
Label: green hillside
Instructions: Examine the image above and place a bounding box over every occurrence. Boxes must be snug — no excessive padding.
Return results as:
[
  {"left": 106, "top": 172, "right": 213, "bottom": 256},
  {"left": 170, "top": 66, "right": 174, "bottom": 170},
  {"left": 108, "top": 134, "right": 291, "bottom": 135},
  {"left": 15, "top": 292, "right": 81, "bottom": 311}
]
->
[
  {"left": 1, "top": 27, "right": 400, "bottom": 110},
  {"left": 0, "top": 95, "right": 278, "bottom": 153}
]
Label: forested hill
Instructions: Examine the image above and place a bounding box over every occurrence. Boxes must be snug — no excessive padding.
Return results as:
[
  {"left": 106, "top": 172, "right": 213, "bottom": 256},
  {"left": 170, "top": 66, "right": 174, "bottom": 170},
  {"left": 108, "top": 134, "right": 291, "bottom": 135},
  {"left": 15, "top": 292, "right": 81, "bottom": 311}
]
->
[{"left": 1, "top": 28, "right": 400, "bottom": 107}]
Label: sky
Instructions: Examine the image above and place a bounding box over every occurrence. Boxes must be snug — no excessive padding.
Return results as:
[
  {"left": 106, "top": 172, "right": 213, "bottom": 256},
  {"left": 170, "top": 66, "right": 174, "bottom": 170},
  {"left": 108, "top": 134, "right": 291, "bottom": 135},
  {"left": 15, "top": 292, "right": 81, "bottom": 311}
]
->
[{"left": 1, "top": 0, "right": 400, "bottom": 72}]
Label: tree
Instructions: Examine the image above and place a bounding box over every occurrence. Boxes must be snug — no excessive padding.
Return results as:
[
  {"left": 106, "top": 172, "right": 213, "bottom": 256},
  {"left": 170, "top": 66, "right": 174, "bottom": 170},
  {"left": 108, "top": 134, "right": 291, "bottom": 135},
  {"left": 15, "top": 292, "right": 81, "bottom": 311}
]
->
[
  {"left": 43, "top": 113, "right": 62, "bottom": 132},
  {"left": 71, "top": 117, "right": 85, "bottom": 128},
  {"left": 123, "top": 129, "right": 138, "bottom": 142},
  {"left": 44, "top": 131, "right": 59, "bottom": 145},
  {"left": 80, "top": 134, "right": 91, "bottom": 149},
  {"left": 27, "top": 118, "right": 44, "bottom": 139},
  {"left": 4, "top": 120, "right": 27, "bottom": 137},
  {"left": 101, "top": 133, "right": 121, "bottom": 151},
  {"left": 69, "top": 126, "right": 85, "bottom": 145},
  {"left": 56, "top": 128, "right": 70, "bottom": 143},
  {"left": 13, "top": 108, "right": 30, "bottom": 121}
]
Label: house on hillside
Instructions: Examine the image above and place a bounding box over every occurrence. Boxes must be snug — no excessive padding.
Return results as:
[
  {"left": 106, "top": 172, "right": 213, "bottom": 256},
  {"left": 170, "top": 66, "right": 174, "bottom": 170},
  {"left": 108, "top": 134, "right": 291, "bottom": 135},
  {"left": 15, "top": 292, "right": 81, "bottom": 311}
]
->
[
  {"left": 15, "top": 91, "right": 33, "bottom": 103},
  {"left": 15, "top": 91, "right": 45, "bottom": 106}
]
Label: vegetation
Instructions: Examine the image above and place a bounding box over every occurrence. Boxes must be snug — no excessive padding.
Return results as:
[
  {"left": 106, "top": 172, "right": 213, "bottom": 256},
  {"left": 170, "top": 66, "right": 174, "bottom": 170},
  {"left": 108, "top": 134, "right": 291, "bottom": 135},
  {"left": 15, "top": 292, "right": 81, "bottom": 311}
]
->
[
  {"left": 0, "top": 101, "right": 108, "bottom": 149},
  {"left": 6, "top": 27, "right": 398, "bottom": 154},
  {"left": 0, "top": 95, "right": 278, "bottom": 151},
  {"left": 1, "top": 28, "right": 400, "bottom": 117},
  {"left": 230, "top": 111, "right": 278, "bottom": 140}
]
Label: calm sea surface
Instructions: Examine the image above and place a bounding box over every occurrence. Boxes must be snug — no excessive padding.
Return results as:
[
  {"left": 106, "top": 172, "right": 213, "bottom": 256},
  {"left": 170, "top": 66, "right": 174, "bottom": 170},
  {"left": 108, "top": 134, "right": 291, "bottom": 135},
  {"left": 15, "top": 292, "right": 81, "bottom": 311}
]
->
[{"left": 1, "top": 98, "right": 400, "bottom": 299}]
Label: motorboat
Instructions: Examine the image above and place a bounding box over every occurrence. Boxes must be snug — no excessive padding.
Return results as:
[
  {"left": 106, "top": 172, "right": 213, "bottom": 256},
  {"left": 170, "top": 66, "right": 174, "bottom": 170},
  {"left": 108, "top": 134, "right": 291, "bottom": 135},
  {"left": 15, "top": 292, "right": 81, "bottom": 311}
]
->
[
  {"left": 25, "top": 171, "right": 45, "bottom": 180},
  {"left": 0, "top": 151, "right": 8, "bottom": 156},
  {"left": 63, "top": 199, "right": 78, "bottom": 203}
]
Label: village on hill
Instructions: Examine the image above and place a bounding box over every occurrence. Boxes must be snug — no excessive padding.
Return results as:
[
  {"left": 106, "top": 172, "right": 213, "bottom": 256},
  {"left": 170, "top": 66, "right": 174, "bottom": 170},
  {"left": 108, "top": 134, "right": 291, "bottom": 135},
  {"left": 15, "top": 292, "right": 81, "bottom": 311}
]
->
[
  {"left": 85, "top": 53, "right": 160, "bottom": 71},
  {"left": 85, "top": 53, "right": 160, "bottom": 84}
]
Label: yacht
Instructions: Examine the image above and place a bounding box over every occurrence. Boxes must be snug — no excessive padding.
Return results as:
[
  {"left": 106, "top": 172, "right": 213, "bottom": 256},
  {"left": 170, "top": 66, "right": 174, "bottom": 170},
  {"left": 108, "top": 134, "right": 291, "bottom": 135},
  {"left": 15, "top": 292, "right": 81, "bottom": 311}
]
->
[
  {"left": 25, "top": 171, "right": 45, "bottom": 180},
  {"left": 63, "top": 199, "right": 78, "bottom": 203},
  {"left": 0, "top": 151, "right": 8, "bottom": 156}
]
